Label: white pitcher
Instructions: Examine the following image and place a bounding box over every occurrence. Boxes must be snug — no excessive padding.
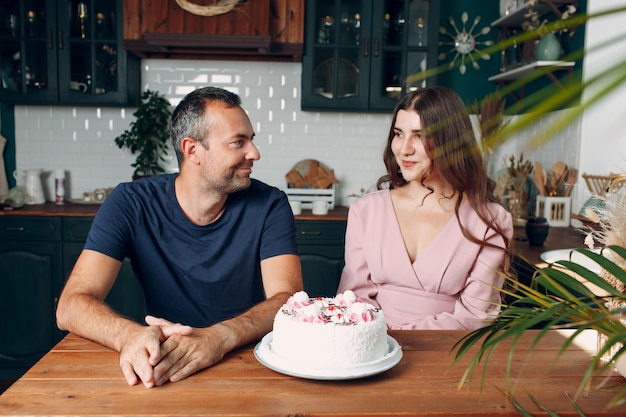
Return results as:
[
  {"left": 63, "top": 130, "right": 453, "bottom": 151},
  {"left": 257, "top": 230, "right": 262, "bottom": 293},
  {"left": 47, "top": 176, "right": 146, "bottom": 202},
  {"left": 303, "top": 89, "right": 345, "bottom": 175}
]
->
[
  {"left": 21, "top": 169, "right": 45, "bottom": 205},
  {"left": 13, "top": 169, "right": 25, "bottom": 186}
]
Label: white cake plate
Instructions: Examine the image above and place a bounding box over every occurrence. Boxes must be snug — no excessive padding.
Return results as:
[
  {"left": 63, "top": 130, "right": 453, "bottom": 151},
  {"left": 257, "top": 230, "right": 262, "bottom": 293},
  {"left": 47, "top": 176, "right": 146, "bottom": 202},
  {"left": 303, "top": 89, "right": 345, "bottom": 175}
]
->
[{"left": 253, "top": 332, "right": 402, "bottom": 380}]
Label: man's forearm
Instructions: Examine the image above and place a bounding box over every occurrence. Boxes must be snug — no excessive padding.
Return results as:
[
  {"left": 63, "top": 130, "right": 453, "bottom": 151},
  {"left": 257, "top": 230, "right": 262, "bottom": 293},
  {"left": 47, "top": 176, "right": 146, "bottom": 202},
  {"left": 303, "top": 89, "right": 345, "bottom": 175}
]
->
[
  {"left": 57, "top": 292, "right": 143, "bottom": 352},
  {"left": 211, "top": 291, "right": 291, "bottom": 353}
]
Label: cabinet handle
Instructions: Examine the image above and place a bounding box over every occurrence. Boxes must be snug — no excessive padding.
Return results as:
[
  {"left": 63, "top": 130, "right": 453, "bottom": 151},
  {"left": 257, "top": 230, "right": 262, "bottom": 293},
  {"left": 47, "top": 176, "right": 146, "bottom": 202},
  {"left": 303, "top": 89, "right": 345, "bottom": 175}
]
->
[
  {"left": 48, "top": 30, "right": 53, "bottom": 49},
  {"left": 373, "top": 38, "right": 379, "bottom": 58},
  {"left": 5, "top": 226, "right": 26, "bottom": 232},
  {"left": 300, "top": 231, "right": 321, "bottom": 236},
  {"left": 363, "top": 38, "right": 369, "bottom": 58},
  {"left": 58, "top": 30, "right": 64, "bottom": 49}
]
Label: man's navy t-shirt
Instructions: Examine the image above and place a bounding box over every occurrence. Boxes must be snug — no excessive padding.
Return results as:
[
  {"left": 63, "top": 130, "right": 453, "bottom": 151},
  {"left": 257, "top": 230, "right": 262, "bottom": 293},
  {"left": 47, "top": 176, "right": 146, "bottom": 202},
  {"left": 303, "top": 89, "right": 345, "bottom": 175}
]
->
[{"left": 85, "top": 174, "right": 298, "bottom": 327}]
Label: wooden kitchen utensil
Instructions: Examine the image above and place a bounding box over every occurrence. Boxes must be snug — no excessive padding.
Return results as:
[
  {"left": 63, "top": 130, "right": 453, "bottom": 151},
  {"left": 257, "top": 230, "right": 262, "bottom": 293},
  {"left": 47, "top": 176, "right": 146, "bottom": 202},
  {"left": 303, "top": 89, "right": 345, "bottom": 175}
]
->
[
  {"left": 535, "top": 162, "right": 551, "bottom": 196},
  {"left": 550, "top": 161, "right": 567, "bottom": 196},
  {"left": 563, "top": 167, "right": 578, "bottom": 197},
  {"left": 533, "top": 162, "right": 546, "bottom": 196},
  {"left": 556, "top": 168, "right": 570, "bottom": 195}
]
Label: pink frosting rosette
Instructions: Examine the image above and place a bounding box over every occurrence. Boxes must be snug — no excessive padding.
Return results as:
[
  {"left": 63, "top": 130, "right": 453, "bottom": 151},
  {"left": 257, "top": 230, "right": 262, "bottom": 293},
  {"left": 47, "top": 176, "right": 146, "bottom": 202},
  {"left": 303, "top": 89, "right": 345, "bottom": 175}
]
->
[
  {"left": 286, "top": 291, "right": 312, "bottom": 310},
  {"left": 295, "top": 303, "right": 326, "bottom": 323},
  {"left": 333, "top": 289, "right": 359, "bottom": 307},
  {"left": 346, "top": 302, "right": 374, "bottom": 323}
]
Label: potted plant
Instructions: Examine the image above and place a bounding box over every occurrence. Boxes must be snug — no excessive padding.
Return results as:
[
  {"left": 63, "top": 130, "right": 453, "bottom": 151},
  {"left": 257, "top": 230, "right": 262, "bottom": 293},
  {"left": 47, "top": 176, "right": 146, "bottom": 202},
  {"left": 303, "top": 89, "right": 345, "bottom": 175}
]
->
[
  {"left": 452, "top": 175, "right": 626, "bottom": 412},
  {"left": 114, "top": 90, "right": 172, "bottom": 179}
]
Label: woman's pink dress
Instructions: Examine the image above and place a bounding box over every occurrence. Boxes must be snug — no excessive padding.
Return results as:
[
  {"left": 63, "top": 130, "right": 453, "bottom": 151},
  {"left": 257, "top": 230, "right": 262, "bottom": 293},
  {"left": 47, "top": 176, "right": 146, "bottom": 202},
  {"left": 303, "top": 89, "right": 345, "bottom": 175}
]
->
[{"left": 338, "top": 189, "right": 513, "bottom": 330}]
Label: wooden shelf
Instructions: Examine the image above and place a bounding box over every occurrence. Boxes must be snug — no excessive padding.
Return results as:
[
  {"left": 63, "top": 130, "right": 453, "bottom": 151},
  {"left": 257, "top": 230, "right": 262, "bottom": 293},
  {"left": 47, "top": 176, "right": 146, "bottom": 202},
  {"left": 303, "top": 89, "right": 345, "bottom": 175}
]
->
[{"left": 489, "top": 60, "right": 575, "bottom": 82}]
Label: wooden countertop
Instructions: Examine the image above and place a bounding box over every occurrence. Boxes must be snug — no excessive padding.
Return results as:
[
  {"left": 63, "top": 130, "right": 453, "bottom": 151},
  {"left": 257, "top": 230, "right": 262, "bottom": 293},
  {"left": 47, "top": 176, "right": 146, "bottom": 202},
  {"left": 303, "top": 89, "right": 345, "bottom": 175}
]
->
[
  {"left": 513, "top": 225, "right": 587, "bottom": 265},
  {"left": 295, "top": 205, "right": 348, "bottom": 221},
  {"left": 0, "top": 202, "right": 350, "bottom": 221},
  {"left": 2, "top": 202, "right": 585, "bottom": 264},
  {"left": 0, "top": 330, "right": 623, "bottom": 416},
  {"left": 0, "top": 202, "right": 102, "bottom": 217}
]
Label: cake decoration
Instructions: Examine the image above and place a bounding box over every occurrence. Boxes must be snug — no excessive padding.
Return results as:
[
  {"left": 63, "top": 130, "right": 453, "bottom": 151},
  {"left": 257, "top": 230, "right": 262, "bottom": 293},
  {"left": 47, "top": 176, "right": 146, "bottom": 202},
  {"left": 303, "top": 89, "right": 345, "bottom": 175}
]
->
[
  {"left": 270, "top": 290, "right": 389, "bottom": 369},
  {"left": 282, "top": 290, "right": 377, "bottom": 324}
]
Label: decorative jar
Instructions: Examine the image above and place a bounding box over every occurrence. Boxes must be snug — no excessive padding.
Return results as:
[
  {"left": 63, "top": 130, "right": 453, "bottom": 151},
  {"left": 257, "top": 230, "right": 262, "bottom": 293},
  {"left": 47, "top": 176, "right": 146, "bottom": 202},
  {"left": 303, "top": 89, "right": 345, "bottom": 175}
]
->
[
  {"left": 525, "top": 216, "right": 549, "bottom": 246},
  {"left": 534, "top": 32, "right": 562, "bottom": 61}
]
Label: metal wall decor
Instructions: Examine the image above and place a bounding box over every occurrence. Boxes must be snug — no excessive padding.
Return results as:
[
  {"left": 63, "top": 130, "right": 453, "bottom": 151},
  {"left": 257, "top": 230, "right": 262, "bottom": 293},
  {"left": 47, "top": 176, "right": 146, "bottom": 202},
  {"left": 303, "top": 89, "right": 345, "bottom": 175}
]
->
[{"left": 438, "top": 12, "right": 493, "bottom": 74}]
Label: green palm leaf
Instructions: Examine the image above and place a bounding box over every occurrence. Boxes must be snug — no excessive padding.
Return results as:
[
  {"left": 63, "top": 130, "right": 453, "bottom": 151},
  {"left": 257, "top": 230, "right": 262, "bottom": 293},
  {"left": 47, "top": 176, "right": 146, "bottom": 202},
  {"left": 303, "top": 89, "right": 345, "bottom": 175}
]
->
[{"left": 452, "top": 246, "right": 626, "bottom": 410}]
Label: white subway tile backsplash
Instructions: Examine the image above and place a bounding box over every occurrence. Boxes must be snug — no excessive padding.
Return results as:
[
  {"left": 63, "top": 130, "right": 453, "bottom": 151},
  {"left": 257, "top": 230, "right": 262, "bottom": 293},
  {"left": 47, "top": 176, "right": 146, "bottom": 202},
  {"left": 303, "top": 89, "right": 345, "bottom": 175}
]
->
[{"left": 14, "top": 59, "right": 581, "bottom": 208}]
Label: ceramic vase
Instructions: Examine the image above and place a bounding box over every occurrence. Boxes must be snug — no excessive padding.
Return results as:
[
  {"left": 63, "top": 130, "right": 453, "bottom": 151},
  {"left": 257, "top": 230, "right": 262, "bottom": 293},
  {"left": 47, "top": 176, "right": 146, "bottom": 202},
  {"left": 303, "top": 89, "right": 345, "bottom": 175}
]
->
[
  {"left": 534, "top": 32, "right": 562, "bottom": 61},
  {"left": 525, "top": 216, "right": 549, "bottom": 246}
]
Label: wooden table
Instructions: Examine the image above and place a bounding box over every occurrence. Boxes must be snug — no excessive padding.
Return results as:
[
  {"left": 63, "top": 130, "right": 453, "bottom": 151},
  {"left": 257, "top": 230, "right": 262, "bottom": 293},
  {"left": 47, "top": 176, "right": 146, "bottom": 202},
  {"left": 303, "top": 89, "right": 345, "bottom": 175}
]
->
[{"left": 1, "top": 330, "right": 624, "bottom": 416}]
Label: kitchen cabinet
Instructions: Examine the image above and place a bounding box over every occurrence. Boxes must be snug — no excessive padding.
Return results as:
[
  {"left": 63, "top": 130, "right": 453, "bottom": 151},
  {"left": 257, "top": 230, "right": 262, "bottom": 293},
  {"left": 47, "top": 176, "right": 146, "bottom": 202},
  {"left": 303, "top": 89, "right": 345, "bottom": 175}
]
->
[
  {"left": 0, "top": 0, "right": 140, "bottom": 106},
  {"left": 488, "top": 0, "right": 580, "bottom": 103},
  {"left": 0, "top": 215, "right": 144, "bottom": 382},
  {"left": 301, "top": 0, "right": 440, "bottom": 111},
  {"left": 296, "top": 219, "right": 347, "bottom": 297},
  {"left": 0, "top": 217, "right": 64, "bottom": 380}
]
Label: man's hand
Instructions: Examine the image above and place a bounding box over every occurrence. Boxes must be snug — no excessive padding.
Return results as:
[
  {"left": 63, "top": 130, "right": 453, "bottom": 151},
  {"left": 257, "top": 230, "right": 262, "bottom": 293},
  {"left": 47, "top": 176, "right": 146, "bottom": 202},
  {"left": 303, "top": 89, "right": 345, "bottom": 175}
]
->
[
  {"left": 118, "top": 316, "right": 193, "bottom": 388},
  {"left": 145, "top": 315, "right": 229, "bottom": 386}
]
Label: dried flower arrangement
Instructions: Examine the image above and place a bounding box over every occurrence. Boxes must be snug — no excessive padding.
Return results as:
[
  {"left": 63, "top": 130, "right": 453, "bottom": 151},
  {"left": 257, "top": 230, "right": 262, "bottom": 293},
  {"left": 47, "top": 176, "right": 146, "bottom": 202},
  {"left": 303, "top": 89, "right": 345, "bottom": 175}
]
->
[
  {"left": 504, "top": 153, "right": 534, "bottom": 183},
  {"left": 584, "top": 174, "right": 626, "bottom": 309},
  {"left": 522, "top": 1, "right": 577, "bottom": 38},
  {"left": 469, "top": 91, "right": 509, "bottom": 159},
  {"left": 499, "top": 153, "right": 534, "bottom": 221}
]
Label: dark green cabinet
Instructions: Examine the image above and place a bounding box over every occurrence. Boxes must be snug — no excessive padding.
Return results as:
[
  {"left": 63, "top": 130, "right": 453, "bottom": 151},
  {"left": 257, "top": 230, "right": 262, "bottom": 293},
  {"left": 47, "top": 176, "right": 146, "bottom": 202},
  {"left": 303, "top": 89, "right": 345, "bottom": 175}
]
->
[
  {"left": 0, "top": 217, "right": 65, "bottom": 379},
  {"left": 295, "top": 219, "right": 347, "bottom": 297},
  {"left": 0, "top": 215, "right": 144, "bottom": 381},
  {"left": 0, "top": 0, "right": 140, "bottom": 105},
  {"left": 302, "top": 0, "right": 440, "bottom": 111}
]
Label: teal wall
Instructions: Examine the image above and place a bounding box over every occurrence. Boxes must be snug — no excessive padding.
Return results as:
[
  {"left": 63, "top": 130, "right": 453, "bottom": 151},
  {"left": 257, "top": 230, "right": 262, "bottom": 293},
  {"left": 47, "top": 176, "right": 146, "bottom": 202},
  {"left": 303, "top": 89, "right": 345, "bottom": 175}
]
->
[
  {"left": 436, "top": 1, "right": 502, "bottom": 106},
  {"left": 436, "top": 0, "right": 587, "bottom": 112}
]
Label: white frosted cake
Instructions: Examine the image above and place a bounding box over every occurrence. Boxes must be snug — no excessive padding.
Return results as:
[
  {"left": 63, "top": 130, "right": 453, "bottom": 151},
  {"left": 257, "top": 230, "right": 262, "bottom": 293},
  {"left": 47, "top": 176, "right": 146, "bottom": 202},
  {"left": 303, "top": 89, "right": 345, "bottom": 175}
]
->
[{"left": 270, "top": 290, "right": 389, "bottom": 369}]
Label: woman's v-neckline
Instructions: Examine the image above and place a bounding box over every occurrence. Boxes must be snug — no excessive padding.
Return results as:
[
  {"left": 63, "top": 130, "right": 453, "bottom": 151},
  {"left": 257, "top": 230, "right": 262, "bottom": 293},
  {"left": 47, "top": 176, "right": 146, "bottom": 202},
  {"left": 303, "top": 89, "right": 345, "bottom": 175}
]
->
[{"left": 386, "top": 190, "right": 459, "bottom": 265}]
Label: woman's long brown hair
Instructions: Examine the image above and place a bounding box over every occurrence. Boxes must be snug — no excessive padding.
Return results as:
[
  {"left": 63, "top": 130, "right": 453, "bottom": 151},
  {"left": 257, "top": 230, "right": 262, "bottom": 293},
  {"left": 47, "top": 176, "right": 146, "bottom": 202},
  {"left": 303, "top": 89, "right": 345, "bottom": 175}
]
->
[{"left": 377, "top": 86, "right": 513, "bottom": 275}]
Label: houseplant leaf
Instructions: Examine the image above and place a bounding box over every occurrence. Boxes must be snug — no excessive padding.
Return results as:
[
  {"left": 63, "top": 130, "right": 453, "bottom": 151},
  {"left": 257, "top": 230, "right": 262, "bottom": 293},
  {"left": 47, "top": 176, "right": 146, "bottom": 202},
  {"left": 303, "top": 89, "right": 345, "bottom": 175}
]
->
[{"left": 114, "top": 90, "right": 172, "bottom": 179}]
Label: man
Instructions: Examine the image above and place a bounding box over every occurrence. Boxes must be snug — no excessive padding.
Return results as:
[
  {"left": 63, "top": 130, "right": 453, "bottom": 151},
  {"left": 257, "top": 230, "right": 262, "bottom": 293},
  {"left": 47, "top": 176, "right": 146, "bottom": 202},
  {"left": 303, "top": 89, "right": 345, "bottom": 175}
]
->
[{"left": 56, "top": 87, "right": 302, "bottom": 388}]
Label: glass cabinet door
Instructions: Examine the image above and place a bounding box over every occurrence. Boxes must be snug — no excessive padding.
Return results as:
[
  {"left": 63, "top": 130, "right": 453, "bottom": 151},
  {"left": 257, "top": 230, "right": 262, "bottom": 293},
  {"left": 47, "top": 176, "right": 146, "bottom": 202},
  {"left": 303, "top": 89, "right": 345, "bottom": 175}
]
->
[
  {"left": 369, "top": 0, "right": 436, "bottom": 110},
  {"left": 0, "top": 0, "right": 137, "bottom": 105},
  {"left": 57, "top": 0, "right": 121, "bottom": 103},
  {"left": 301, "top": 0, "right": 438, "bottom": 112},
  {"left": 302, "top": 0, "right": 372, "bottom": 110},
  {"left": 0, "top": 0, "right": 57, "bottom": 102}
]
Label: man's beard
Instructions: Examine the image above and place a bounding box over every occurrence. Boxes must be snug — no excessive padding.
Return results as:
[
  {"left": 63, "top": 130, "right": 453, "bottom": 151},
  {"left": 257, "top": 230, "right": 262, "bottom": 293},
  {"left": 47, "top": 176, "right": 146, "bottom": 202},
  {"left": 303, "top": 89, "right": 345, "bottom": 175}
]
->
[{"left": 213, "top": 165, "right": 253, "bottom": 194}]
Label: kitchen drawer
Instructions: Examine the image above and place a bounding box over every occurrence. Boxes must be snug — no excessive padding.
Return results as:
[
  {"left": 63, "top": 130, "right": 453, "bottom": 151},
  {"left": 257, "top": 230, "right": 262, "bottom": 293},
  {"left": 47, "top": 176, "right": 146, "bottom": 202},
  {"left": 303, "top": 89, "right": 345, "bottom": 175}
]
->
[
  {"left": 0, "top": 217, "right": 62, "bottom": 241},
  {"left": 62, "top": 218, "right": 94, "bottom": 242},
  {"left": 295, "top": 221, "right": 346, "bottom": 244}
]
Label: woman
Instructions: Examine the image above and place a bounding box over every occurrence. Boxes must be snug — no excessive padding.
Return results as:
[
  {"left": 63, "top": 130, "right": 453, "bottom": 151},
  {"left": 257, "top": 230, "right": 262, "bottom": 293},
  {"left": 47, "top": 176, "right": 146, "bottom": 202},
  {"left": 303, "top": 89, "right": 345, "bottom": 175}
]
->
[{"left": 337, "top": 86, "right": 513, "bottom": 330}]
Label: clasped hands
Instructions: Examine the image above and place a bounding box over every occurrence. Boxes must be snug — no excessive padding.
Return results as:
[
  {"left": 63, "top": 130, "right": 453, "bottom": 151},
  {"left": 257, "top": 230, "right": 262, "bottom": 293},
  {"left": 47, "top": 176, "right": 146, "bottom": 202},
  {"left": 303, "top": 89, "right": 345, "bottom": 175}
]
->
[{"left": 119, "top": 315, "right": 225, "bottom": 388}]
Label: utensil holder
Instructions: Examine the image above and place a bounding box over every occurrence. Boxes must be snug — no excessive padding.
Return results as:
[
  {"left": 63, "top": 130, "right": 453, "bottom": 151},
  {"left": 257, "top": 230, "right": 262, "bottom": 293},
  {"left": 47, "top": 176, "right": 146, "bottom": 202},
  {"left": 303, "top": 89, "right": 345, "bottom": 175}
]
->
[{"left": 536, "top": 196, "right": 571, "bottom": 227}]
